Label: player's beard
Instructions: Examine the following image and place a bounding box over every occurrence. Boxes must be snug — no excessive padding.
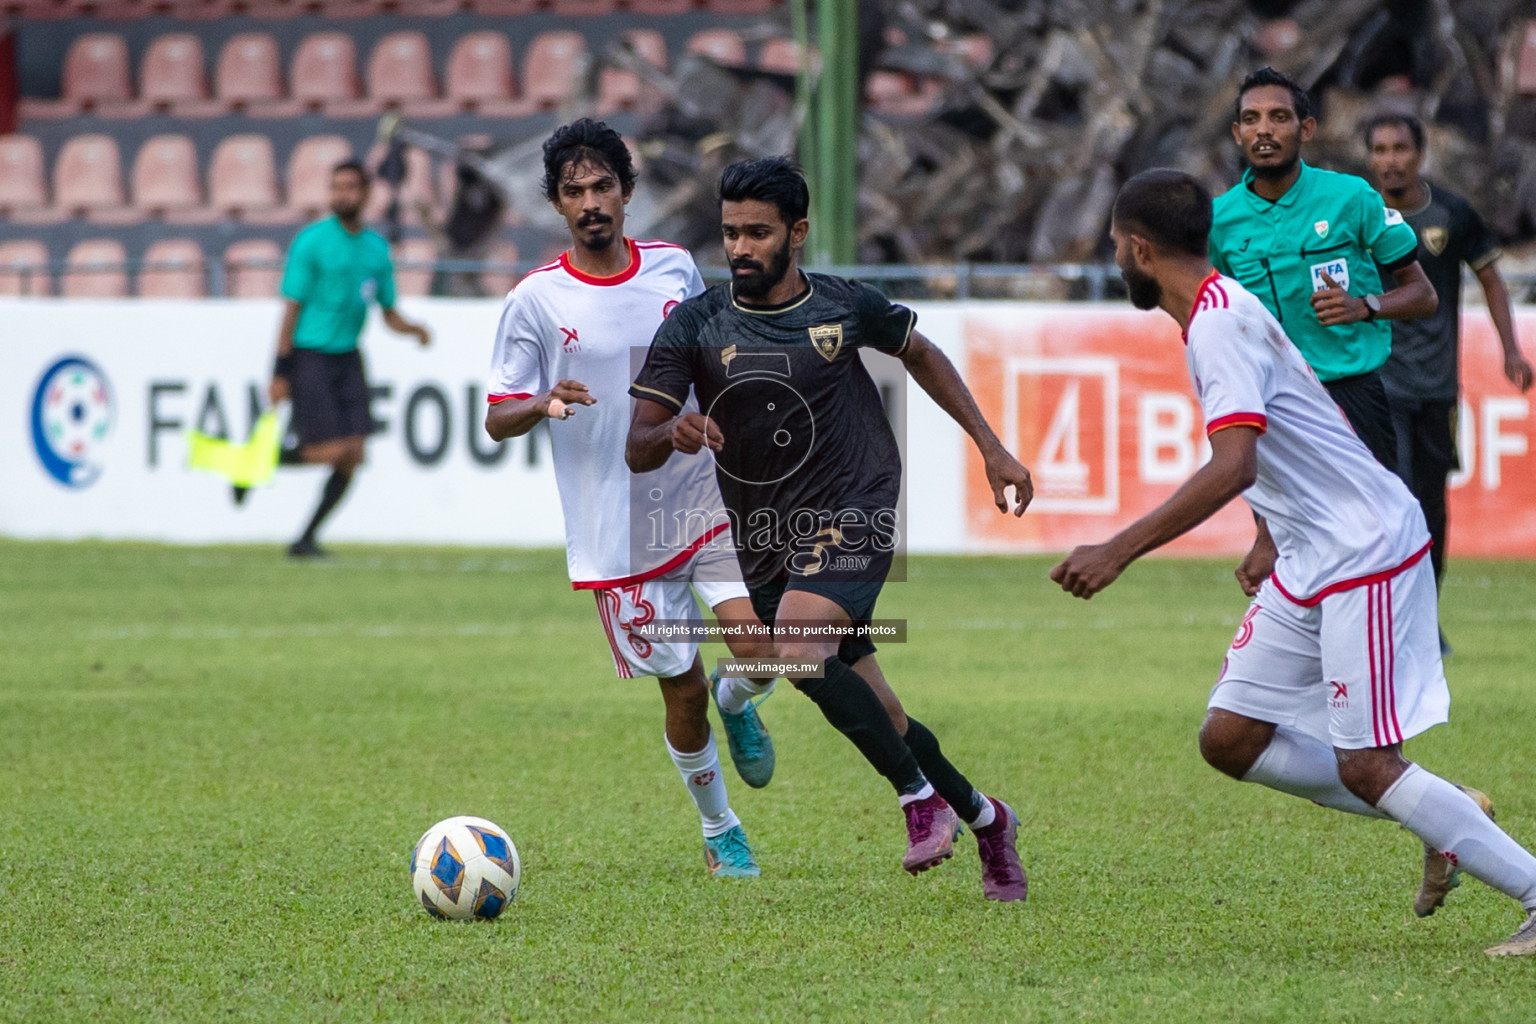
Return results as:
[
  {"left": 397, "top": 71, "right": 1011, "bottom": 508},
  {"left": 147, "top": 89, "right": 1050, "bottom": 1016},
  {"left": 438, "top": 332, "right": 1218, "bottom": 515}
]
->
[
  {"left": 576, "top": 212, "right": 616, "bottom": 252},
  {"left": 1121, "top": 259, "right": 1161, "bottom": 311},
  {"left": 730, "top": 236, "right": 793, "bottom": 301}
]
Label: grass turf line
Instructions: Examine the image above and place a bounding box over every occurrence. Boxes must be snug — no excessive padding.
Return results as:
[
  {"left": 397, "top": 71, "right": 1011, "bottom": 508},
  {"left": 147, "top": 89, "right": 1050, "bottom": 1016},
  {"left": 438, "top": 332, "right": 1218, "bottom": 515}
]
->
[{"left": 0, "top": 541, "right": 1533, "bottom": 1022}]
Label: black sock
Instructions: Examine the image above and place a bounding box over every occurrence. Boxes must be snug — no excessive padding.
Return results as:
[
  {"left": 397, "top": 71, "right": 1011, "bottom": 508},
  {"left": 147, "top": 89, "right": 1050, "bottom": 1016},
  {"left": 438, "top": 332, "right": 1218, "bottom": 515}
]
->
[
  {"left": 792, "top": 658, "right": 927, "bottom": 796},
  {"left": 278, "top": 445, "right": 305, "bottom": 466},
  {"left": 300, "top": 468, "right": 353, "bottom": 544},
  {"left": 903, "top": 717, "right": 986, "bottom": 823}
]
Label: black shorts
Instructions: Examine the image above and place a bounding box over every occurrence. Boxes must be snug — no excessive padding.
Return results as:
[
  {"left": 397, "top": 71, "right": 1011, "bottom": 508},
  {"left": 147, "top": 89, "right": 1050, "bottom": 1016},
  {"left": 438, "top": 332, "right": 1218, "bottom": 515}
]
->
[
  {"left": 288, "top": 348, "right": 375, "bottom": 448},
  {"left": 746, "top": 530, "right": 894, "bottom": 666},
  {"left": 1387, "top": 396, "right": 1459, "bottom": 494},
  {"left": 1324, "top": 369, "right": 1400, "bottom": 476}
]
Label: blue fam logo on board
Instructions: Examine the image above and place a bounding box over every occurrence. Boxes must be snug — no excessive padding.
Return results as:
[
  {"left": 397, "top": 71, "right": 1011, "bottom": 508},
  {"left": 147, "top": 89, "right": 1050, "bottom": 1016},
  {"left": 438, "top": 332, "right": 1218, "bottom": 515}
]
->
[{"left": 31, "top": 355, "right": 115, "bottom": 488}]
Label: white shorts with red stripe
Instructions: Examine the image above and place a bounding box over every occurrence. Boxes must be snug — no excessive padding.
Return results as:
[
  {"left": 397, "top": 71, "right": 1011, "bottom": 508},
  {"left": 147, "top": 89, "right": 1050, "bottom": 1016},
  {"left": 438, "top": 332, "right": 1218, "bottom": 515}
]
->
[
  {"left": 588, "top": 539, "right": 749, "bottom": 680},
  {"left": 1209, "top": 558, "right": 1449, "bottom": 750}
]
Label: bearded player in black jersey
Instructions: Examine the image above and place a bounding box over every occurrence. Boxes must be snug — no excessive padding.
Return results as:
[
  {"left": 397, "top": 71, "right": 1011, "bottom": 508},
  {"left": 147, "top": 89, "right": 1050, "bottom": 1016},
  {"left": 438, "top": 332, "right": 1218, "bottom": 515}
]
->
[{"left": 626, "top": 157, "right": 1034, "bottom": 901}]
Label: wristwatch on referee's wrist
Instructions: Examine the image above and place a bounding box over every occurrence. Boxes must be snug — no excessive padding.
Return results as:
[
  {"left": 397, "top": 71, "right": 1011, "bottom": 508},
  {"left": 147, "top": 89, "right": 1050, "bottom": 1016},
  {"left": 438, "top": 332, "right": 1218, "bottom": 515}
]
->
[{"left": 1362, "top": 294, "right": 1382, "bottom": 321}]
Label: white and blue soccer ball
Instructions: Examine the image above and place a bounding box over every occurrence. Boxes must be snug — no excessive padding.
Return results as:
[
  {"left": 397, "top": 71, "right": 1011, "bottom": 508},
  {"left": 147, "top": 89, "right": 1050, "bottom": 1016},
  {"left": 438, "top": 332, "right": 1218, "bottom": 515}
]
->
[{"left": 410, "top": 815, "right": 521, "bottom": 921}]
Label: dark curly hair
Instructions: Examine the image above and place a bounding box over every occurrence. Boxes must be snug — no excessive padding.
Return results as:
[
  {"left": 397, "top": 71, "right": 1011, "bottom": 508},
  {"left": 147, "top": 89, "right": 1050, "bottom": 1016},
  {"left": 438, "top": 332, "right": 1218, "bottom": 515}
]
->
[{"left": 541, "top": 118, "right": 637, "bottom": 203}]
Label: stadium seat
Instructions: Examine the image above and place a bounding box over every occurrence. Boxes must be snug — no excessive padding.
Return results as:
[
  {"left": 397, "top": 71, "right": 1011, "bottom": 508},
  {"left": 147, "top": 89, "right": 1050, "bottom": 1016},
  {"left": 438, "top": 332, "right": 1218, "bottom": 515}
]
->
[
  {"left": 53, "top": 134, "right": 125, "bottom": 216},
  {"left": 131, "top": 134, "right": 207, "bottom": 218},
  {"left": 245, "top": 0, "right": 306, "bottom": 17},
  {"left": 685, "top": 29, "right": 747, "bottom": 67},
  {"left": 521, "top": 32, "right": 590, "bottom": 111},
  {"left": 444, "top": 31, "right": 516, "bottom": 113},
  {"left": 392, "top": 238, "right": 438, "bottom": 297},
  {"left": 139, "top": 33, "right": 209, "bottom": 114},
  {"left": 223, "top": 238, "right": 284, "bottom": 298},
  {"left": 866, "top": 71, "right": 943, "bottom": 116},
  {"left": 285, "top": 135, "right": 355, "bottom": 219},
  {"left": 18, "top": 32, "right": 131, "bottom": 118},
  {"left": 479, "top": 239, "right": 520, "bottom": 297},
  {"left": 138, "top": 239, "right": 207, "bottom": 298},
  {"left": 208, "top": 134, "right": 283, "bottom": 219},
  {"left": 597, "top": 29, "right": 667, "bottom": 115},
  {"left": 363, "top": 142, "right": 438, "bottom": 226},
  {"left": 287, "top": 32, "right": 359, "bottom": 114},
  {"left": 368, "top": 31, "right": 452, "bottom": 116},
  {"left": 0, "top": 135, "right": 53, "bottom": 218},
  {"left": 758, "top": 38, "right": 817, "bottom": 76},
  {"left": 1518, "top": 20, "right": 1536, "bottom": 94},
  {"left": 61, "top": 239, "right": 129, "bottom": 298},
  {"left": 0, "top": 240, "right": 52, "bottom": 297},
  {"left": 215, "top": 33, "right": 284, "bottom": 111}
]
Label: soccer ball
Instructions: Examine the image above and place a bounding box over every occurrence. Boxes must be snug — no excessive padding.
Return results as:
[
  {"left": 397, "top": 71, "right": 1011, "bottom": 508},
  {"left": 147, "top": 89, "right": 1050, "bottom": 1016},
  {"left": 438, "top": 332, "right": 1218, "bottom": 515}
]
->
[{"left": 410, "top": 815, "right": 521, "bottom": 921}]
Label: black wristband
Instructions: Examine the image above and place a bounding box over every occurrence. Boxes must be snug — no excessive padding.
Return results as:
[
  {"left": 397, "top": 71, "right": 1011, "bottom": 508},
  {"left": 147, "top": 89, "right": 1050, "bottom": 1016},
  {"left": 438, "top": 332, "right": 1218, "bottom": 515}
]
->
[{"left": 273, "top": 352, "right": 296, "bottom": 378}]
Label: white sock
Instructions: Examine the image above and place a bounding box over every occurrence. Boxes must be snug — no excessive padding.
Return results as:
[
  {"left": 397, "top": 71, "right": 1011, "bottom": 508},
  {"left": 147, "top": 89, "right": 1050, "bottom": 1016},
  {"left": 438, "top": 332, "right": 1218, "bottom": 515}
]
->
[
  {"left": 897, "top": 782, "right": 936, "bottom": 807},
  {"left": 666, "top": 731, "right": 739, "bottom": 839},
  {"left": 1378, "top": 764, "right": 1536, "bottom": 911},
  {"left": 969, "top": 795, "right": 997, "bottom": 830},
  {"left": 1242, "top": 726, "right": 1390, "bottom": 819},
  {"left": 715, "top": 675, "right": 774, "bottom": 715}
]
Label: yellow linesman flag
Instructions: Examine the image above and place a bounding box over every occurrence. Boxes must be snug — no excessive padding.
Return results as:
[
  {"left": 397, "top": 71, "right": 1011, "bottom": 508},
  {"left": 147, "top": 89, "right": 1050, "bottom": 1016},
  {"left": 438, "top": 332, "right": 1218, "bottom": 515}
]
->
[{"left": 186, "top": 410, "right": 281, "bottom": 488}]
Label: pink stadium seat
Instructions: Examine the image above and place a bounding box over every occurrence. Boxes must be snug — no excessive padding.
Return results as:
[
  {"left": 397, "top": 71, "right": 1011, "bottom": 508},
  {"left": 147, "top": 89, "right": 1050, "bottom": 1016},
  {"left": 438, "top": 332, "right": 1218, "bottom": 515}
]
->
[
  {"left": 392, "top": 238, "right": 437, "bottom": 297},
  {"left": 0, "top": 240, "right": 52, "bottom": 298},
  {"left": 685, "top": 29, "right": 747, "bottom": 67},
  {"left": 208, "top": 134, "right": 281, "bottom": 218},
  {"left": 19, "top": 33, "right": 131, "bottom": 117},
  {"left": 368, "top": 31, "right": 450, "bottom": 116},
  {"left": 480, "top": 239, "right": 520, "bottom": 297},
  {"left": 444, "top": 31, "right": 515, "bottom": 111},
  {"left": 140, "top": 33, "right": 208, "bottom": 111},
  {"left": 216, "top": 33, "right": 284, "bottom": 110},
  {"left": 1518, "top": 20, "right": 1536, "bottom": 95},
  {"left": 245, "top": 0, "right": 305, "bottom": 17},
  {"left": 285, "top": 135, "right": 355, "bottom": 218},
  {"left": 363, "top": 142, "right": 438, "bottom": 226},
  {"left": 758, "top": 38, "right": 817, "bottom": 76},
  {"left": 138, "top": 239, "right": 206, "bottom": 298},
  {"left": 54, "top": 134, "right": 125, "bottom": 215},
  {"left": 521, "top": 32, "right": 589, "bottom": 111},
  {"left": 288, "top": 32, "right": 359, "bottom": 112},
  {"left": 598, "top": 29, "right": 667, "bottom": 115},
  {"left": 223, "top": 238, "right": 284, "bottom": 298},
  {"left": 61, "top": 239, "right": 129, "bottom": 298},
  {"left": 131, "top": 134, "right": 205, "bottom": 216},
  {"left": 0, "top": 135, "right": 49, "bottom": 214}
]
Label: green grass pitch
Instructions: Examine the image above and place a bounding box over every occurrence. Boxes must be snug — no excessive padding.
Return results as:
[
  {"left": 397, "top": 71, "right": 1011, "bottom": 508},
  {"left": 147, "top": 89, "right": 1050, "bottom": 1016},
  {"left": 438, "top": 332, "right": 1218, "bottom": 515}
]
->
[{"left": 2, "top": 541, "right": 1534, "bottom": 1022}]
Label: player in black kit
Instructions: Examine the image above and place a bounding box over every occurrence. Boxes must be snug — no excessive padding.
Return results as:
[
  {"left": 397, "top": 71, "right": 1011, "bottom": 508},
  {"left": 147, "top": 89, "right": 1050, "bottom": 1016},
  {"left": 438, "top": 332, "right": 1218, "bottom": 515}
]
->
[{"left": 626, "top": 157, "right": 1034, "bottom": 901}]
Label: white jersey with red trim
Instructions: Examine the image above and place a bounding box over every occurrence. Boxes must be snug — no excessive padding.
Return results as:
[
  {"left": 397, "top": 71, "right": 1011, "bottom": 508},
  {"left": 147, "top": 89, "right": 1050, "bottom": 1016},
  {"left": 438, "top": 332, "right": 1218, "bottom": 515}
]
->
[
  {"left": 487, "top": 238, "right": 727, "bottom": 587},
  {"left": 1184, "top": 272, "right": 1429, "bottom": 603}
]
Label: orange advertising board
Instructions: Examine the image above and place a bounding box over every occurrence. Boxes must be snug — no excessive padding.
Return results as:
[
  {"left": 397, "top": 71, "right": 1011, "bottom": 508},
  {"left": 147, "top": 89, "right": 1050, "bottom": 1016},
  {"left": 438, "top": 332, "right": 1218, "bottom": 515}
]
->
[{"left": 962, "top": 307, "right": 1536, "bottom": 558}]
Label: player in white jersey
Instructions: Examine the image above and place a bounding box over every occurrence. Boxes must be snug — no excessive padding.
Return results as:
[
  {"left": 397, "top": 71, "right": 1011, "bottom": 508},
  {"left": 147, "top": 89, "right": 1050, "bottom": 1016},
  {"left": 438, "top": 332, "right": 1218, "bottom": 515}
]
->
[
  {"left": 484, "top": 120, "right": 776, "bottom": 878},
  {"left": 1051, "top": 169, "right": 1536, "bottom": 956}
]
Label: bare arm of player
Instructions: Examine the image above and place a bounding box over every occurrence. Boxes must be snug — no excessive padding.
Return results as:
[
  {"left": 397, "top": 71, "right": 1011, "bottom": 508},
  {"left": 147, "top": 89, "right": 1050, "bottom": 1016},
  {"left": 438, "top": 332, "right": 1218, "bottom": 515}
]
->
[
  {"left": 1311, "top": 264, "right": 1437, "bottom": 327},
  {"left": 382, "top": 307, "right": 431, "bottom": 347},
  {"left": 624, "top": 398, "right": 723, "bottom": 473},
  {"left": 898, "top": 330, "right": 1034, "bottom": 517},
  {"left": 1051, "top": 426, "right": 1260, "bottom": 599},
  {"left": 485, "top": 380, "right": 595, "bottom": 441},
  {"left": 1473, "top": 264, "right": 1534, "bottom": 392},
  {"left": 1235, "top": 517, "right": 1278, "bottom": 597},
  {"left": 268, "top": 299, "right": 302, "bottom": 404}
]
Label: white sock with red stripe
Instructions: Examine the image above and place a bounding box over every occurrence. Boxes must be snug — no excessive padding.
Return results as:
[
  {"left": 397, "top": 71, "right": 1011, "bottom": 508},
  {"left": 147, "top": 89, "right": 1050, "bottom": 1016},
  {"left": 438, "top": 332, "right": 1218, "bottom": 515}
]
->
[
  {"left": 715, "top": 675, "right": 774, "bottom": 715},
  {"left": 1378, "top": 764, "right": 1536, "bottom": 911},
  {"left": 1243, "top": 726, "right": 1390, "bottom": 819},
  {"left": 666, "top": 731, "right": 740, "bottom": 839}
]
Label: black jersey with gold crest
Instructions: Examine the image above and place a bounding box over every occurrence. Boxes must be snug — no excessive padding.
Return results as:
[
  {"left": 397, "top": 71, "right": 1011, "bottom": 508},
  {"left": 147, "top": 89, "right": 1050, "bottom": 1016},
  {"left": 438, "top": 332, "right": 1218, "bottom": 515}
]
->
[{"left": 630, "top": 271, "right": 913, "bottom": 583}]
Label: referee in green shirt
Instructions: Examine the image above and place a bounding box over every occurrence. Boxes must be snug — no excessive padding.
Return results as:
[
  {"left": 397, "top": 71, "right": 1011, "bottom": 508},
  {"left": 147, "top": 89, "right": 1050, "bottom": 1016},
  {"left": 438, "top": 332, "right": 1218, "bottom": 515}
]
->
[
  {"left": 1209, "top": 67, "right": 1438, "bottom": 472},
  {"left": 269, "top": 159, "right": 431, "bottom": 558}
]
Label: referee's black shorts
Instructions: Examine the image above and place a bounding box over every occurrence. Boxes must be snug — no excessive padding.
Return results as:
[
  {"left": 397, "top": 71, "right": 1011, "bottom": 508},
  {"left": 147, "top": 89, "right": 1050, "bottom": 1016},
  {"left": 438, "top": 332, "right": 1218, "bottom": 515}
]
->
[
  {"left": 288, "top": 348, "right": 376, "bottom": 448},
  {"left": 1324, "top": 369, "right": 1401, "bottom": 477}
]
